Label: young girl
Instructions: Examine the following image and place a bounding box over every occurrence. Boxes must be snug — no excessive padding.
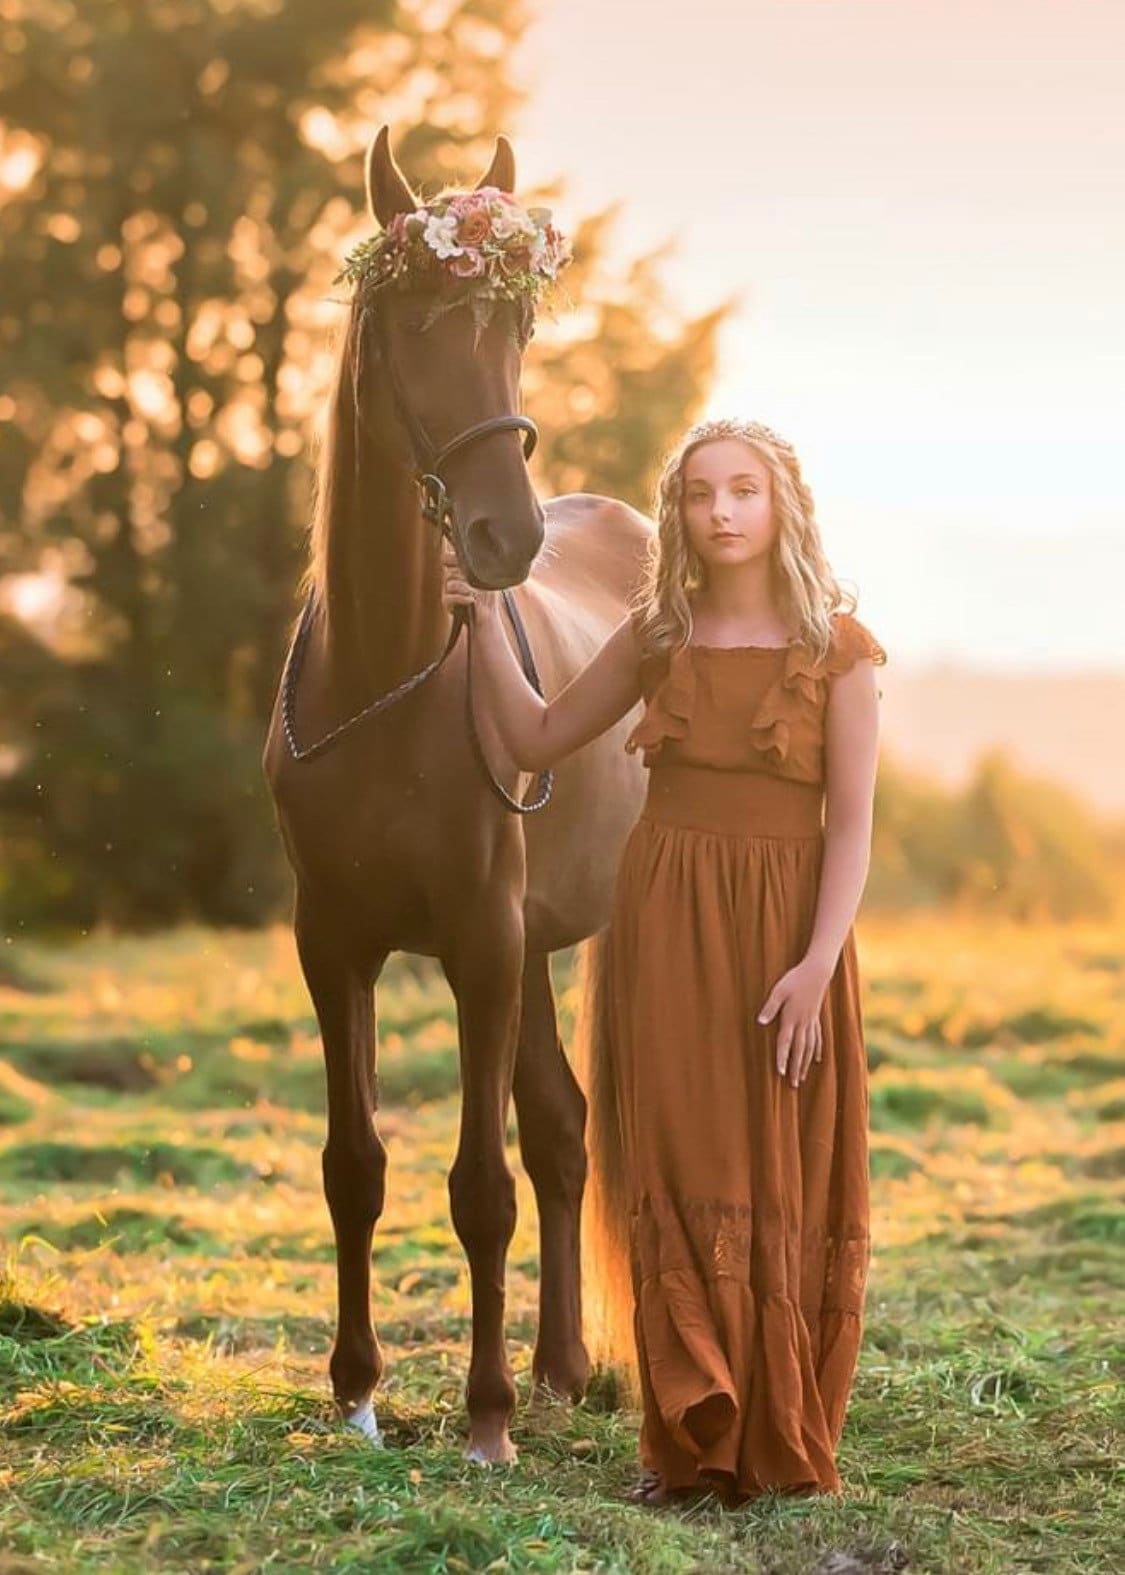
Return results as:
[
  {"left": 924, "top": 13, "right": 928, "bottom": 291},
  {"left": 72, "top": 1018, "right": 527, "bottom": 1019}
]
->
[{"left": 441, "top": 416, "right": 885, "bottom": 1508}]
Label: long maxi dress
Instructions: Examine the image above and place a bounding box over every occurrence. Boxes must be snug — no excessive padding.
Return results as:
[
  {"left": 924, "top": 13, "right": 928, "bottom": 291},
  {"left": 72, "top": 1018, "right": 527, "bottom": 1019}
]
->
[{"left": 606, "top": 609, "right": 887, "bottom": 1498}]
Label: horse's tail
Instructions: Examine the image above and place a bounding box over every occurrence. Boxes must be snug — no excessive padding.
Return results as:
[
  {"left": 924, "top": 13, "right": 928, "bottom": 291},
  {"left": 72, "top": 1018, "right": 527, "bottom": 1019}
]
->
[{"left": 573, "top": 928, "right": 640, "bottom": 1403}]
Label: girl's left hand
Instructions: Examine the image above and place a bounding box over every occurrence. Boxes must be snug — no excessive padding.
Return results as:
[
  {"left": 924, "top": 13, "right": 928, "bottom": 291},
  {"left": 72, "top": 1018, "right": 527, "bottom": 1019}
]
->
[{"left": 757, "top": 957, "right": 833, "bottom": 1087}]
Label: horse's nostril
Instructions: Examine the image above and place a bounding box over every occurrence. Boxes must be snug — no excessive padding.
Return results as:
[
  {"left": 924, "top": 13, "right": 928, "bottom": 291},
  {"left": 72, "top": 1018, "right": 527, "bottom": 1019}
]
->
[
  {"left": 464, "top": 515, "right": 543, "bottom": 587},
  {"left": 466, "top": 517, "right": 504, "bottom": 570}
]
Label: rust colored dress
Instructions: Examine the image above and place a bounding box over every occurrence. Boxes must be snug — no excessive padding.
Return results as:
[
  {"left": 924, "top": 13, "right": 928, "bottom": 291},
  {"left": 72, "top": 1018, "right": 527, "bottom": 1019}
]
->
[{"left": 607, "top": 609, "right": 887, "bottom": 1499}]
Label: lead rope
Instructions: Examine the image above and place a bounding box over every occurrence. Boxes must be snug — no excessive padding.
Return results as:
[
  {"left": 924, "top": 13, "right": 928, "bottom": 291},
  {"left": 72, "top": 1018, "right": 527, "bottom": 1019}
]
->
[
  {"left": 466, "top": 591, "right": 554, "bottom": 814},
  {"left": 281, "top": 583, "right": 554, "bottom": 813}
]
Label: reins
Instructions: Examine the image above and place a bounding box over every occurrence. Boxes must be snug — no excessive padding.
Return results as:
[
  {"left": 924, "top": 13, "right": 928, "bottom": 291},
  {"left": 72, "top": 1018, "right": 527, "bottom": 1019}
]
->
[{"left": 280, "top": 307, "right": 554, "bottom": 815}]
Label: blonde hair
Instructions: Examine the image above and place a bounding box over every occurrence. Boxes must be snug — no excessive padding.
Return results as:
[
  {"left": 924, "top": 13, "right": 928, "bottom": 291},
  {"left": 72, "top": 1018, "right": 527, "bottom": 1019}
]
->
[{"left": 630, "top": 417, "right": 855, "bottom": 665}]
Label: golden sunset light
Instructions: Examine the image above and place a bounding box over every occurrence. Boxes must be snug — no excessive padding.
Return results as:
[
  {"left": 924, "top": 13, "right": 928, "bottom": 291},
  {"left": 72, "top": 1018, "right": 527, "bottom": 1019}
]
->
[
  {"left": 514, "top": 1, "right": 1125, "bottom": 673},
  {"left": 1, "top": 8, "right": 1122, "bottom": 1570}
]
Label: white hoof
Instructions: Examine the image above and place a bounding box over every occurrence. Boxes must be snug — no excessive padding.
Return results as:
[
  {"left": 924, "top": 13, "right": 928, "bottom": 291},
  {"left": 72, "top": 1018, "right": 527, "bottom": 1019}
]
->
[
  {"left": 464, "top": 1441, "right": 518, "bottom": 1467},
  {"left": 344, "top": 1397, "right": 384, "bottom": 1447}
]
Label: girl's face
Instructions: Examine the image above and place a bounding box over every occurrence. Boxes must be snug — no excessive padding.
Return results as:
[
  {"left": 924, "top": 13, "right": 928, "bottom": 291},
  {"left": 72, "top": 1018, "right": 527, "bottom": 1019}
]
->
[{"left": 680, "top": 439, "right": 776, "bottom": 573}]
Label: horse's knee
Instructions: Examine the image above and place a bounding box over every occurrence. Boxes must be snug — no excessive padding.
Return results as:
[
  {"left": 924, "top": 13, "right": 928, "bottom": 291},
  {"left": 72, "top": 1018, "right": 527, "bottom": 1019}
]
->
[
  {"left": 323, "top": 1136, "right": 387, "bottom": 1232},
  {"left": 448, "top": 1155, "right": 517, "bottom": 1252}
]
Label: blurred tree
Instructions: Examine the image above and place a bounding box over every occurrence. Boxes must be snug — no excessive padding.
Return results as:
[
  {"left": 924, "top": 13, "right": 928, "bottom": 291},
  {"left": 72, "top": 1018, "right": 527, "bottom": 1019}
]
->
[
  {"left": 867, "top": 747, "right": 1119, "bottom": 921},
  {"left": 954, "top": 750, "right": 1115, "bottom": 922},
  {"left": 526, "top": 216, "right": 730, "bottom": 509},
  {"left": 0, "top": 0, "right": 727, "bottom": 928},
  {"left": 867, "top": 752, "right": 963, "bottom": 909}
]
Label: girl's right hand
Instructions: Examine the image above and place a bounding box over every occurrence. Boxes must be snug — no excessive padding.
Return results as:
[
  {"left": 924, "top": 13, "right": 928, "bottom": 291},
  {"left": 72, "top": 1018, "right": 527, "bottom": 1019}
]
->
[{"left": 441, "top": 542, "right": 500, "bottom": 624}]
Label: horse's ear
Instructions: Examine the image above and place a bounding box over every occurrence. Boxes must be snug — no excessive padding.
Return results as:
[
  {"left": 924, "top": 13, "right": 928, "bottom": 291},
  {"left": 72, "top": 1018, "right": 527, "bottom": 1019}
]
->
[
  {"left": 475, "top": 135, "right": 516, "bottom": 195},
  {"left": 365, "top": 126, "right": 417, "bottom": 226}
]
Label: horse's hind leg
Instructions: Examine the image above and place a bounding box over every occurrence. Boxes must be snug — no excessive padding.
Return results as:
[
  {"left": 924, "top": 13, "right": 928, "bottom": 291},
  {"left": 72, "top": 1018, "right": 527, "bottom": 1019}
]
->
[
  {"left": 295, "top": 898, "right": 388, "bottom": 1442},
  {"left": 513, "top": 951, "right": 590, "bottom": 1402}
]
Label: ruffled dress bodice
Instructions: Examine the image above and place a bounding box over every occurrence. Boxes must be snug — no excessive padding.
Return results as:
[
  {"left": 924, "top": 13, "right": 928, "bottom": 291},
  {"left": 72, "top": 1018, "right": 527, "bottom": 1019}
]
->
[{"left": 624, "top": 612, "right": 887, "bottom": 784}]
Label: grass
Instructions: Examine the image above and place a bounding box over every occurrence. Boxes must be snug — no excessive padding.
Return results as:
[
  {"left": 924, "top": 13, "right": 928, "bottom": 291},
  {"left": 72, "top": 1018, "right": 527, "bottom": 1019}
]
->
[{"left": 0, "top": 915, "right": 1123, "bottom": 1572}]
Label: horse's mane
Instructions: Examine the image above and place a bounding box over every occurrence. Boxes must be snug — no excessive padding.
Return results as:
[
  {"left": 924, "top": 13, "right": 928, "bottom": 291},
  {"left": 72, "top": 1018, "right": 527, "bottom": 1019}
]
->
[{"left": 299, "top": 297, "right": 366, "bottom": 613}]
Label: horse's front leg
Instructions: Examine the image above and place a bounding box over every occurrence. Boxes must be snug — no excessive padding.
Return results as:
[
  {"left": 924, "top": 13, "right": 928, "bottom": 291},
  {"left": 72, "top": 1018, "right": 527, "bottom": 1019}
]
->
[
  {"left": 442, "top": 888, "right": 525, "bottom": 1465},
  {"left": 295, "top": 896, "right": 389, "bottom": 1443}
]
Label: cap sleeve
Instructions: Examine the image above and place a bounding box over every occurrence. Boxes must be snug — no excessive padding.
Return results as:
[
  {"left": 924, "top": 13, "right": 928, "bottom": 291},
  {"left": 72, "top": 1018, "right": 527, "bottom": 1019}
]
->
[{"left": 825, "top": 612, "right": 887, "bottom": 677}]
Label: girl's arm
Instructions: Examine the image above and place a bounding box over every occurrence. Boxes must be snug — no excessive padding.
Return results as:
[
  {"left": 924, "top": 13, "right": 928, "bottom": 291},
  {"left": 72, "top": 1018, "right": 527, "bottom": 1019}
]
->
[
  {"left": 804, "top": 658, "right": 882, "bottom": 974},
  {"left": 442, "top": 544, "right": 643, "bottom": 772},
  {"left": 757, "top": 658, "right": 881, "bottom": 1086}
]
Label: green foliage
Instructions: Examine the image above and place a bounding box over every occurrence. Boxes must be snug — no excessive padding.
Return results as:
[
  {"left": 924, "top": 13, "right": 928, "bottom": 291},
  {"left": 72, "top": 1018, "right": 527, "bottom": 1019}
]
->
[
  {"left": 869, "top": 748, "right": 1119, "bottom": 920},
  {"left": 526, "top": 214, "right": 731, "bottom": 511},
  {"left": 0, "top": 1, "right": 728, "bottom": 930}
]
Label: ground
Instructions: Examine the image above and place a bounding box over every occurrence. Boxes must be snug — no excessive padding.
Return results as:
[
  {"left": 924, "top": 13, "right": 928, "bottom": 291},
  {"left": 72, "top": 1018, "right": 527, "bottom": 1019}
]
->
[{"left": 0, "top": 914, "right": 1122, "bottom": 1573}]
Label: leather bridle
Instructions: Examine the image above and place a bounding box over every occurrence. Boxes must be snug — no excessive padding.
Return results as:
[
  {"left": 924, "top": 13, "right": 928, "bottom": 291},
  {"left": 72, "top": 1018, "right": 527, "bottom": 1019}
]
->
[{"left": 280, "top": 302, "right": 554, "bottom": 815}]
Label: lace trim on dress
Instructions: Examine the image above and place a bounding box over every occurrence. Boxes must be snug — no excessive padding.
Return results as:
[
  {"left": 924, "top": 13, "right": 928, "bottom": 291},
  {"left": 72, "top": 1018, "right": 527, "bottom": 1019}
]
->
[{"left": 630, "top": 1194, "right": 870, "bottom": 1315}]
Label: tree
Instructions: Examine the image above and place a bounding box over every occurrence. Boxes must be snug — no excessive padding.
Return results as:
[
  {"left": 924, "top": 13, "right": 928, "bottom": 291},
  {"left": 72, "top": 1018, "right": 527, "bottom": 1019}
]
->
[{"left": 0, "top": 0, "right": 728, "bottom": 927}]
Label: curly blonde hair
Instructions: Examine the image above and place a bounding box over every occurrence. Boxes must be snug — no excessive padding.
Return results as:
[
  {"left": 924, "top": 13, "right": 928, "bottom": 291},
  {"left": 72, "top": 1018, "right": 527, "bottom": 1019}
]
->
[{"left": 630, "top": 417, "right": 856, "bottom": 665}]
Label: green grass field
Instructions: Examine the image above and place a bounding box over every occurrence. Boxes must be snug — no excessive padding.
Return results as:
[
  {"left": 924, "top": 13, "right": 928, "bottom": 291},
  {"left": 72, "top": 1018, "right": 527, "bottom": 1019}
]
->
[{"left": 1, "top": 916, "right": 1122, "bottom": 1573}]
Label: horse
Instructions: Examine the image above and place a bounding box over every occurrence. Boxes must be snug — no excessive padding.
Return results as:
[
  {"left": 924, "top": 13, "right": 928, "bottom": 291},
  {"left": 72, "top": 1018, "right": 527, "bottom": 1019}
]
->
[{"left": 263, "top": 125, "right": 651, "bottom": 1465}]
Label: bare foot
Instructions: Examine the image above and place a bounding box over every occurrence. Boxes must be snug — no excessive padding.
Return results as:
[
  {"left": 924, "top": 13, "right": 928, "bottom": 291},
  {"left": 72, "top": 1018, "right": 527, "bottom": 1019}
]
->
[
  {"left": 629, "top": 1469, "right": 745, "bottom": 1510},
  {"left": 626, "top": 1470, "right": 662, "bottom": 1503},
  {"left": 628, "top": 1472, "right": 714, "bottom": 1509}
]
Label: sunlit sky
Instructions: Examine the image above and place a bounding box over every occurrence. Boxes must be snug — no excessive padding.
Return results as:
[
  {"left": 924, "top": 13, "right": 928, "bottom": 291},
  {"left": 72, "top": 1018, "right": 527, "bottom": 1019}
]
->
[{"left": 511, "top": 0, "right": 1124, "bottom": 672}]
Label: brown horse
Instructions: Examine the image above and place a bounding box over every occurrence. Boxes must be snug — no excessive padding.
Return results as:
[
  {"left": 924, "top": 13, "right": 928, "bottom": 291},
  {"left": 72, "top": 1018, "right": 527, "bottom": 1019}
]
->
[{"left": 263, "top": 127, "right": 651, "bottom": 1464}]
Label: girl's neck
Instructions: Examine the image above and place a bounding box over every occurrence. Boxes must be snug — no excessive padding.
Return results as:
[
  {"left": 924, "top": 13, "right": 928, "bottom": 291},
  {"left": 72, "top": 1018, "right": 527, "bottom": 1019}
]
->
[{"left": 689, "top": 578, "right": 790, "bottom": 642}]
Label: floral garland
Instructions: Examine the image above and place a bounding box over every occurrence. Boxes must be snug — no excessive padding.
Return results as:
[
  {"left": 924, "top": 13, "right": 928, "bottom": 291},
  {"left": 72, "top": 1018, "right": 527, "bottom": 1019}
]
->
[{"left": 335, "top": 187, "right": 572, "bottom": 330}]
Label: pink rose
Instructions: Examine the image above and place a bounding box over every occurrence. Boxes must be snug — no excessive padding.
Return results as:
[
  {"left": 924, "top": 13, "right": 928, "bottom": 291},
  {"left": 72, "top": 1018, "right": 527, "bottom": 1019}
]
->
[{"left": 457, "top": 210, "right": 491, "bottom": 248}]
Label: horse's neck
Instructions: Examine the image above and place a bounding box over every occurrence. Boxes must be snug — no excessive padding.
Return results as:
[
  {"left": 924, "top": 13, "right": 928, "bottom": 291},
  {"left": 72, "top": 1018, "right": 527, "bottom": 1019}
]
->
[{"left": 322, "top": 442, "right": 448, "bottom": 707}]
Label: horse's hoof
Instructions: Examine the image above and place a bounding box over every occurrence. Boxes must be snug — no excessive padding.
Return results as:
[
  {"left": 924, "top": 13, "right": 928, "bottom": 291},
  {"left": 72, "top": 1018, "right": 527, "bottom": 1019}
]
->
[
  {"left": 343, "top": 1397, "right": 384, "bottom": 1447},
  {"left": 464, "top": 1435, "right": 518, "bottom": 1467},
  {"left": 529, "top": 1366, "right": 589, "bottom": 1406},
  {"left": 530, "top": 1343, "right": 590, "bottom": 1404}
]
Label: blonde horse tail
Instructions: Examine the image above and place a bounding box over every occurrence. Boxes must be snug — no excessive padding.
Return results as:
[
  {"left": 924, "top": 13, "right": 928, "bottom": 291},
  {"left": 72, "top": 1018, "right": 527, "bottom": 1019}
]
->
[{"left": 572, "top": 927, "right": 640, "bottom": 1404}]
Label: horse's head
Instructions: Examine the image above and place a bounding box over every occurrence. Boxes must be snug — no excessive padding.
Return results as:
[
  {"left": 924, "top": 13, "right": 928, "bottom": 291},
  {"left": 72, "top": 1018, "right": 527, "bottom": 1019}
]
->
[{"left": 360, "top": 127, "right": 557, "bottom": 590}]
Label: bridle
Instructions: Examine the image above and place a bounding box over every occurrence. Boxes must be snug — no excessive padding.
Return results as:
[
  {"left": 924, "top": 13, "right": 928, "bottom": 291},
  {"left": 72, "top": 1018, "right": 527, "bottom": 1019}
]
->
[{"left": 280, "top": 300, "right": 554, "bottom": 815}]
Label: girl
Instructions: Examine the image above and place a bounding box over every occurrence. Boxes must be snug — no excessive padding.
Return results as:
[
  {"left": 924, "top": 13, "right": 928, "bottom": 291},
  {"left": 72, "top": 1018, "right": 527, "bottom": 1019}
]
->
[{"left": 441, "top": 416, "right": 885, "bottom": 1507}]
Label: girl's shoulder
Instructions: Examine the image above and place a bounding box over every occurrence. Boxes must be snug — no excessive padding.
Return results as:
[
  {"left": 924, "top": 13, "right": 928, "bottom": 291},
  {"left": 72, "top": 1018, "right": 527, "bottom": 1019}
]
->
[{"left": 823, "top": 610, "right": 888, "bottom": 676}]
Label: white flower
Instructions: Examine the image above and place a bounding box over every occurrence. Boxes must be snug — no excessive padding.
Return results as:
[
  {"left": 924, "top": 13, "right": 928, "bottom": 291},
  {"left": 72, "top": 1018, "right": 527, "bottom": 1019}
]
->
[
  {"left": 490, "top": 204, "right": 536, "bottom": 244},
  {"left": 423, "top": 211, "right": 463, "bottom": 260},
  {"left": 529, "top": 231, "right": 565, "bottom": 277}
]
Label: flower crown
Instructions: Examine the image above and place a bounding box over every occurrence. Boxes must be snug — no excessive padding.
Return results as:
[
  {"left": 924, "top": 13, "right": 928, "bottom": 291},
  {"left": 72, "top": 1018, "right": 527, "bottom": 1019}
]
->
[{"left": 335, "top": 187, "right": 572, "bottom": 328}]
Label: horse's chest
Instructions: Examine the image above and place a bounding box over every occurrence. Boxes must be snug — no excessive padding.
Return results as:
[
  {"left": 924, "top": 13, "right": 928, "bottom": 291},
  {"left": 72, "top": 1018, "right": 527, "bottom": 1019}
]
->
[
  {"left": 289, "top": 765, "right": 443, "bottom": 870},
  {"left": 275, "top": 751, "right": 491, "bottom": 934}
]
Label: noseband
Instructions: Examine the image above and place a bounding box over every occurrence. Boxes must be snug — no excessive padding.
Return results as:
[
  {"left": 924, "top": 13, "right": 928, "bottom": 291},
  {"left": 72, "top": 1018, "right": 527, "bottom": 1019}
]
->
[{"left": 280, "top": 305, "right": 554, "bottom": 816}]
